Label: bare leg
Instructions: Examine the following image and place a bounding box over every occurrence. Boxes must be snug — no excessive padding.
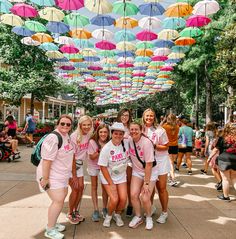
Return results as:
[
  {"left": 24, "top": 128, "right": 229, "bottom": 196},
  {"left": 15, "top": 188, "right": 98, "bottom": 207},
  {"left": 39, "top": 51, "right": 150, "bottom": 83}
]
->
[
  {"left": 156, "top": 174, "right": 168, "bottom": 212},
  {"left": 220, "top": 170, "right": 230, "bottom": 197},
  {"left": 90, "top": 176, "right": 98, "bottom": 211}
]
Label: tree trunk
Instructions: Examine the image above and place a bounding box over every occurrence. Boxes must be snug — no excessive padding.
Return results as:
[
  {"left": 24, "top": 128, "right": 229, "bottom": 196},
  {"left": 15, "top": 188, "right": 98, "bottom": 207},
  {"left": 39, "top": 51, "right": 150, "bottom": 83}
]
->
[
  {"left": 195, "top": 72, "right": 199, "bottom": 127},
  {"left": 205, "top": 61, "right": 212, "bottom": 123},
  {"left": 30, "top": 93, "right": 35, "bottom": 116}
]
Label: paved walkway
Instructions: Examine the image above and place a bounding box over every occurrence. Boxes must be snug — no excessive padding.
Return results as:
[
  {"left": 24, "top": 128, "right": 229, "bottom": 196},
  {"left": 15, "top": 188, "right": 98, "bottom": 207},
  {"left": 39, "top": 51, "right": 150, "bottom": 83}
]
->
[{"left": 0, "top": 146, "right": 235, "bottom": 239}]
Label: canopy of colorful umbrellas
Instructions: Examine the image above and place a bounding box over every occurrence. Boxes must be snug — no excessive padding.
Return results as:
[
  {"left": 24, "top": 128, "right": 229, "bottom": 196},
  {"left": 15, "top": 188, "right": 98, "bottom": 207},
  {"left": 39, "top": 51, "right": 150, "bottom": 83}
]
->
[{"left": 0, "top": 0, "right": 220, "bottom": 105}]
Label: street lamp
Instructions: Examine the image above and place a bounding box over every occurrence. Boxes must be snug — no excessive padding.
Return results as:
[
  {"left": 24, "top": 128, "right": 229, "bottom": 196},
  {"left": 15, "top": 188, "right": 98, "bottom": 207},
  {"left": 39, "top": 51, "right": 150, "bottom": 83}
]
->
[{"left": 219, "top": 103, "right": 224, "bottom": 126}]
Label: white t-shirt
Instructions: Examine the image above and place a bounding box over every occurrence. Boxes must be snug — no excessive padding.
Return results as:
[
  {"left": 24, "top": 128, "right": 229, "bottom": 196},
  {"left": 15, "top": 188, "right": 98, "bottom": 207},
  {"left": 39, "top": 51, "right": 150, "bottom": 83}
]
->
[
  {"left": 71, "top": 131, "right": 90, "bottom": 161},
  {"left": 144, "top": 125, "right": 169, "bottom": 160},
  {"left": 129, "top": 136, "right": 154, "bottom": 174},
  {"left": 98, "top": 139, "right": 129, "bottom": 184},
  {"left": 87, "top": 139, "right": 100, "bottom": 170}
]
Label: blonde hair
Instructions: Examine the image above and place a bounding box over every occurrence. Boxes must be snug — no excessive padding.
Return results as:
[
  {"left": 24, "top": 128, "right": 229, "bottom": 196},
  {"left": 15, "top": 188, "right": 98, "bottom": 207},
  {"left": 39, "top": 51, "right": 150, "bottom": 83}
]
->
[
  {"left": 166, "top": 113, "right": 177, "bottom": 135},
  {"left": 142, "top": 108, "right": 158, "bottom": 129},
  {"left": 76, "top": 115, "right": 93, "bottom": 144}
]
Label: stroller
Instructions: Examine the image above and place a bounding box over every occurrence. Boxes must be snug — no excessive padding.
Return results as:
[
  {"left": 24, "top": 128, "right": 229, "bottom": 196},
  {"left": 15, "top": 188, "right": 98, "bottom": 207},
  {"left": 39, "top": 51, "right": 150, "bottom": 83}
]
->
[{"left": 0, "top": 142, "right": 20, "bottom": 163}]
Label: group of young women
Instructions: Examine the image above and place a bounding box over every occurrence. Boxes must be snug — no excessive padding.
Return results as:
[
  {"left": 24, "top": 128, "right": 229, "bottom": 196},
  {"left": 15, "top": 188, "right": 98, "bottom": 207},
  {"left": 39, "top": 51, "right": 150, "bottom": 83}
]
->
[{"left": 36, "top": 108, "right": 187, "bottom": 239}]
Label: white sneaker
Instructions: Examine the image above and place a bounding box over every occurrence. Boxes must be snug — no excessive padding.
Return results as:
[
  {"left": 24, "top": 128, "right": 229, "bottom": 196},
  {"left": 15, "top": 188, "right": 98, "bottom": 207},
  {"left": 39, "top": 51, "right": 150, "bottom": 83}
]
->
[
  {"left": 145, "top": 217, "right": 153, "bottom": 230},
  {"left": 103, "top": 215, "right": 112, "bottom": 228},
  {"left": 129, "top": 216, "right": 143, "bottom": 228},
  {"left": 113, "top": 213, "right": 124, "bottom": 227},
  {"left": 168, "top": 179, "right": 179, "bottom": 187},
  {"left": 55, "top": 223, "right": 66, "bottom": 232},
  {"left": 44, "top": 227, "right": 64, "bottom": 239},
  {"left": 144, "top": 205, "right": 157, "bottom": 217},
  {"left": 156, "top": 212, "right": 168, "bottom": 224}
]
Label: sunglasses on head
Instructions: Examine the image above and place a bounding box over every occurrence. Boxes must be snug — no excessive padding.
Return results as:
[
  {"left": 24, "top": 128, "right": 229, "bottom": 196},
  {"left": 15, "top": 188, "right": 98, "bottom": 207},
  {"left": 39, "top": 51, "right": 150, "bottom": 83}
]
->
[{"left": 60, "top": 122, "right": 71, "bottom": 127}]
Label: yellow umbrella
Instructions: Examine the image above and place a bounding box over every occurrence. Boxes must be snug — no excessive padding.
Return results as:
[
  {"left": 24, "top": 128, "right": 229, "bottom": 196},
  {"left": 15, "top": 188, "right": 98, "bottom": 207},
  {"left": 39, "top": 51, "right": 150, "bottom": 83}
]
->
[
  {"left": 85, "top": 0, "right": 112, "bottom": 14},
  {"left": 158, "top": 29, "right": 179, "bottom": 40},
  {"left": 45, "top": 51, "right": 64, "bottom": 59},
  {"left": 116, "top": 41, "right": 136, "bottom": 51},
  {"left": 70, "top": 28, "right": 92, "bottom": 39},
  {"left": 32, "top": 33, "right": 53, "bottom": 43},
  {"left": 39, "top": 7, "right": 64, "bottom": 22},
  {"left": 135, "top": 49, "right": 153, "bottom": 57},
  {"left": 115, "top": 17, "right": 138, "bottom": 29},
  {"left": 166, "top": 80, "right": 175, "bottom": 84},
  {"left": 168, "top": 52, "right": 185, "bottom": 59},
  {"left": 175, "top": 37, "right": 196, "bottom": 46},
  {"left": 165, "top": 2, "right": 193, "bottom": 17},
  {"left": 81, "top": 48, "right": 97, "bottom": 56},
  {"left": 148, "top": 65, "right": 162, "bottom": 70},
  {"left": 0, "top": 14, "right": 24, "bottom": 26},
  {"left": 133, "top": 62, "right": 149, "bottom": 67},
  {"left": 101, "top": 58, "right": 117, "bottom": 64}
]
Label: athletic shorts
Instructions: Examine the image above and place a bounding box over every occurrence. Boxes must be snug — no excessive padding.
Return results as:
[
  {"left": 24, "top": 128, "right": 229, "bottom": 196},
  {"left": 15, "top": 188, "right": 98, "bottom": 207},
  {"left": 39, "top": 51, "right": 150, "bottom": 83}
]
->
[
  {"left": 178, "top": 147, "right": 193, "bottom": 153},
  {"left": 87, "top": 167, "right": 100, "bottom": 177},
  {"left": 168, "top": 146, "right": 178, "bottom": 154}
]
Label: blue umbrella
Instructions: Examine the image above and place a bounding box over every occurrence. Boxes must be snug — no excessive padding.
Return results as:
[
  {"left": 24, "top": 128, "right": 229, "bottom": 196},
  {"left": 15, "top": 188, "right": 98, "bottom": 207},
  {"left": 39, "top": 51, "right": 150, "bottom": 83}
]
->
[
  {"left": 104, "top": 70, "right": 118, "bottom": 74},
  {"left": 154, "top": 39, "right": 175, "bottom": 48},
  {"left": 12, "top": 26, "right": 35, "bottom": 37},
  {"left": 90, "top": 15, "right": 115, "bottom": 26},
  {"left": 30, "top": 0, "right": 55, "bottom": 7},
  {"left": 171, "top": 45, "right": 190, "bottom": 53},
  {"left": 163, "top": 17, "right": 186, "bottom": 30},
  {"left": 74, "top": 63, "right": 87, "bottom": 68},
  {"left": 39, "top": 42, "right": 58, "bottom": 51},
  {"left": 46, "top": 21, "right": 70, "bottom": 34},
  {"left": 0, "top": 0, "right": 13, "bottom": 14},
  {"left": 84, "top": 56, "right": 100, "bottom": 62},
  {"left": 145, "top": 76, "right": 156, "bottom": 79},
  {"left": 52, "top": 58, "right": 69, "bottom": 62},
  {"left": 165, "top": 59, "right": 181, "bottom": 64},
  {"left": 115, "top": 30, "right": 136, "bottom": 42},
  {"left": 139, "top": 3, "right": 165, "bottom": 16},
  {"left": 116, "top": 51, "right": 135, "bottom": 57},
  {"left": 73, "top": 39, "right": 94, "bottom": 48},
  {"left": 133, "top": 66, "right": 147, "bottom": 70}
]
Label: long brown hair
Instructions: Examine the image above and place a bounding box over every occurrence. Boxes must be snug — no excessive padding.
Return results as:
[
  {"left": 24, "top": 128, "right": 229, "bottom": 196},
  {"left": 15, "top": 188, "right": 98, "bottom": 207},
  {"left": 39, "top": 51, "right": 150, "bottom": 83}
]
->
[
  {"left": 90, "top": 124, "right": 110, "bottom": 149},
  {"left": 116, "top": 108, "right": 132, "bottom": 127},
  {"left": 166, "top": 113, "right": 178, "bottom": 135}
]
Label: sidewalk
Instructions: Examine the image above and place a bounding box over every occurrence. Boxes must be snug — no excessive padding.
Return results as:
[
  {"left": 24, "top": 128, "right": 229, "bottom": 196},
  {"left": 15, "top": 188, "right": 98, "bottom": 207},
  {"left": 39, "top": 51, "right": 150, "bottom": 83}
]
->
[{"left": 0, "top": 146, "right": 235, "bottom": 239}]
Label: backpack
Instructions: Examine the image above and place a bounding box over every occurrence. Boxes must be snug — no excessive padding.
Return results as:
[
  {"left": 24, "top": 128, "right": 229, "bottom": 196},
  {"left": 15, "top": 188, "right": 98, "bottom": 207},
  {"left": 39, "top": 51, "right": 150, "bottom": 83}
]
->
[{"left": 31, "top": 131, "right": 63, "bottom": 166}]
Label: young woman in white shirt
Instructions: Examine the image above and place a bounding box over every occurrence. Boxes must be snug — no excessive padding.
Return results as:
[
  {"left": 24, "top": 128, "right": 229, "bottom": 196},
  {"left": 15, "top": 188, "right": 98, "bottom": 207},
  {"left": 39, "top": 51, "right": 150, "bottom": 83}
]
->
[
  {"left": 142, "top": 108, "right": 170, "bottom": 224},
  {"left": 88, "top": 124, "right": 110, "bottom": 222},
  {"left": 98, "top": 122, "right": 129, "bottom": 228},
  {"left": 128, "top": 122, "right": 158, "bottom": 230}
]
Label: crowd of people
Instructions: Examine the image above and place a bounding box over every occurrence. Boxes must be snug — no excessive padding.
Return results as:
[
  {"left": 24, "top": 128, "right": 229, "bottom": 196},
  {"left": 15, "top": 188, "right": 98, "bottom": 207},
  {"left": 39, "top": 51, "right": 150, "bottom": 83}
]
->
[{"left": 34, "top": 108, "right": 236, "bottom": 239}]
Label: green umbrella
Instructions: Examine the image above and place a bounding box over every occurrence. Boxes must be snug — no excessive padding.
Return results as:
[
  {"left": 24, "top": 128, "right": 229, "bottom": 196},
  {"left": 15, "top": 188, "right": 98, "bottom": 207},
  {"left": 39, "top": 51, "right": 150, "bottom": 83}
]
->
[
  {"left": 171, "top": 45, "right": 189, "bottom": 53},
  {"left": 98, "top": 50, "right": 116, "bottom": 57},
  {"left": 64, "top": 13, "right": 89, "bottom": 27},
  {"left": 63, "top": 54, "right": 83, "bottom": 60},
  {"left": 158, "top": 71, "right": 172, "bottom": 75},
  {"left": 180, "top": 27, "right": 202, "bottom": 38},
  {"left": 112, "top": 1, "right": 139, "bottom": 16},
  {"left": 150, "top": 61, "right": 164, "bottom": 66},
  {"left": 25, "top": 20, "right": 46, "bottom": 32},
  {"left": 136, "top": 41, "right": 155, "bottom": 49}
]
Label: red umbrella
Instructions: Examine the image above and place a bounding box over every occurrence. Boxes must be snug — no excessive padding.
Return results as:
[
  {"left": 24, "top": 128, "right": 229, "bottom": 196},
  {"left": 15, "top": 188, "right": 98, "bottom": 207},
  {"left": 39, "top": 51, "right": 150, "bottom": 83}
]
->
[
  {"left": 136, "top": 30, "right": 157, "bottom": 41},
  {"left": 186, "top": 15, "right": 211, "bottom": 27},
  {"left": 160, "top": 66, "right": 174, "bottom": 71},
  {"left": 55, "top": 0, "right": 84, "bottom": 10},
  {"left": 60, "top": 45, "right": 79, "bottom": 54},
  {"left": 10, "top": 3, "right": 38, "bottom": 18},
  {"left": 152, "top": 55, "right": 168, "bottom": 61},
  {"left": 95, "top": 40, "right": 116, "bottom": 50}
]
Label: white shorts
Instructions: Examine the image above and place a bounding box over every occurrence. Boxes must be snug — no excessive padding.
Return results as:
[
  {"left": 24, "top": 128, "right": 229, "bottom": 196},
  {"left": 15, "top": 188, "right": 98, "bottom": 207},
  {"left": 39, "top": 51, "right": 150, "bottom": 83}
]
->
[
  {"left": 156, "top": 158, "right": 171, "bottom": 176},
  {"left": 76, "top": 166, "right": 84, "bottom": 177},
  {"left": 132, "top": 168, "right": 158, "bottom": 182},
  {"left": 38, "top": 178, "right": 68, "bottom": 192},
  {"left": 87, "top": 167, "right": 100, "bottom": 177},
  {"left": 99, "top": 171, "right": 127, "bottom": 185}
]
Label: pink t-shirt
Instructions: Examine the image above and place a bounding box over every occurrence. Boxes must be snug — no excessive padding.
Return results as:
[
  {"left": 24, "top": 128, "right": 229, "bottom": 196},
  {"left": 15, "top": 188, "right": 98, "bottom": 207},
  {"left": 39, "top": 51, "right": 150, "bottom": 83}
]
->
[
  {"left": 71, "top": 131, "right": 90, "bottom": 161},
  {"left": 87, "top": 139, "right": 100, "bottom": 170},
  {"left": 124, "top": 126, "right": 130, "bottom": 139},
  {"left": 129, "top": 136, "right": 154, "bottom": 174},
  {"left": 36, "top": 131, "right": 74, "bottom": 181},
  {"left": 144, "top": 125, "right": 169, "bottom": 160}
]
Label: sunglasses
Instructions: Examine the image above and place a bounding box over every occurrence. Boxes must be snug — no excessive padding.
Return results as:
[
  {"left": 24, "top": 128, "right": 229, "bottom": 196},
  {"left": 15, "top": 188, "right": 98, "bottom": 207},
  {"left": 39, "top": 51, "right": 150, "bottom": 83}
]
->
[{"left": 60, "top": 122, "right": 71, "bottom": 127}]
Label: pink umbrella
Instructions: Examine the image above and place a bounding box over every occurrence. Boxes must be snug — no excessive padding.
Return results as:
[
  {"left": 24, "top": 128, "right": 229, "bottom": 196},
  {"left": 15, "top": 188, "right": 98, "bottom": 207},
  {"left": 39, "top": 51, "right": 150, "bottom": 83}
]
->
[
  {"left": 55, "top": 0, "right": 84, "bottom": 10},
  {"left": 186, "top": 15, "right": 211, "bottom": 27},
  {"left": 88, "top": 66, "right": 103, "bottom": 71},
  {"left": 136, "top": 30, "right": 157, "bottom": 41},
  {"left": 10, "top": 3, "right": 38, "bottom": 18},
  {"left": 60, "top": 65, "right": 75, "bottom": 71},
  {"left": 95, "top": 40, "right": 116, "bottom": 50},
  {"left": 84, "top": 78, "right": 96, "bottom": 82},
  {"left": 152, "top": 55, "right": 168, "bottom": 61},
  {"left": 132, "top": 72, "right": 146, "bottom": 77},
  {"left": 107, "top": 76, "right": 119, "bottom": 80},
  {"left": 118, "top": 63, "right": 134, "bottom": 68},
  {"left": 60, "top": 45, "right": 79, "bottom": 54},
  {"left": 160, "top": 66, "right": 174, "bottom": 71}
]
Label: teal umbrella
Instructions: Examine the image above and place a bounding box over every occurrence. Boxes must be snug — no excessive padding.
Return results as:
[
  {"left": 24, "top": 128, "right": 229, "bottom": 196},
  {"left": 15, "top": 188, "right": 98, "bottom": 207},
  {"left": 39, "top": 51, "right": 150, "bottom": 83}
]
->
[
  {"left": 180, "top": 27, "right": 202, "bottom": 37},
  {"left": 171, "top": 45, "right": 189, "bottom": 53},
  {"left": 115, "top": 30, "right": 136, "bottom": 42},
  {"left": 135, "top": 56, "right": 151, "bottom": 62},
  {"left": 162, "top": 17, "right": 186, "bottom": 29},
  {"left": 39, "top": 42, "right": 58, "bottom": 51},
  {"left": 0, "top": 0, "right": 13, "bottom": 14},
  {"left": 112, "top": 1, "right": 139, "bottom": 16},
  {"left": 136, "top": 41, "right": 155, "bottom": 49},
  {"left": 73, "top": 39, "right": 94, "bottom": 48},
  {"left": 64, "top": 13, "right": 89, "bottom": 27},
  {"left": 30, "top": 0, "right": 55, "bottom": 6},
  {"left": 25, "top": 20, "right": 47, "bottom": 32}
]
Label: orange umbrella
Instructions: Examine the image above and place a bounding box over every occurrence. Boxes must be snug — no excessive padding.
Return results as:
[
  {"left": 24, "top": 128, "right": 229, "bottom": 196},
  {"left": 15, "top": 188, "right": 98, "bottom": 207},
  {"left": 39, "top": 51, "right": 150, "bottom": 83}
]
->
[
  {"left": 175, "top": 37, "right": 196, "bottom": 46},
  {"left": 31, "top": 33, "right": 53, "bottom": 43},
  {"left": 165, "top": 2, "right": 193, "bottom": 17},
  {"left": 69, "top": 28, "right": 92, "bottom": 39},
  {"left": 135, "top": 49, "right": 153, "bottom": 57},
  {"left": 115, "top": 17, "right": 138, "bottom": 29}
]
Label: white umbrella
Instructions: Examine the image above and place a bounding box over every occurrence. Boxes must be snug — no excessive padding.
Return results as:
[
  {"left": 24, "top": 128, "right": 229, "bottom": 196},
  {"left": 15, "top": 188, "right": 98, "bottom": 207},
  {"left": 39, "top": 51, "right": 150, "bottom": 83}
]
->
[
  {"left": 92, "top": 29, "right": 114, "bottom": 40},
  {"left": 138, "top": 16, "right": 162, "bottom": 30},
  {"left": 54, "top": 36, "right": 74, "bottom": 45},
  {"left": 117, "top": 57, "right": 134, "bottom": 63},
  {"left": 193, "top": 0, "right": 220, "bottom": 15},
  {"left": 21, "top": 37, "right": 40, "bottom": 46},
  {"left": 154, "top": 47, "right": 172, "bottom": 56}
]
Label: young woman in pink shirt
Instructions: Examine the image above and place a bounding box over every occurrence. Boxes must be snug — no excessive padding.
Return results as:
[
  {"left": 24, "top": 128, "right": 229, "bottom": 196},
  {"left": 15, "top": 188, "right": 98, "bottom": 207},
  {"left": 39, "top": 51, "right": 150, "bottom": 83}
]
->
[
  {"left": 142, "top": 108, "right": 170, "bottom": 224},
  {"left": 128, "top": 122, "right": 158, "bottom": 230},
  {"left": 67, "top": 115, "right": 93, "bottom": 224},
  {"left": 88, "top": 124, "right": 110, "bottom": 221},
  {"left": 36, "top": 114, "right": 74, "bottom": 239}
]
